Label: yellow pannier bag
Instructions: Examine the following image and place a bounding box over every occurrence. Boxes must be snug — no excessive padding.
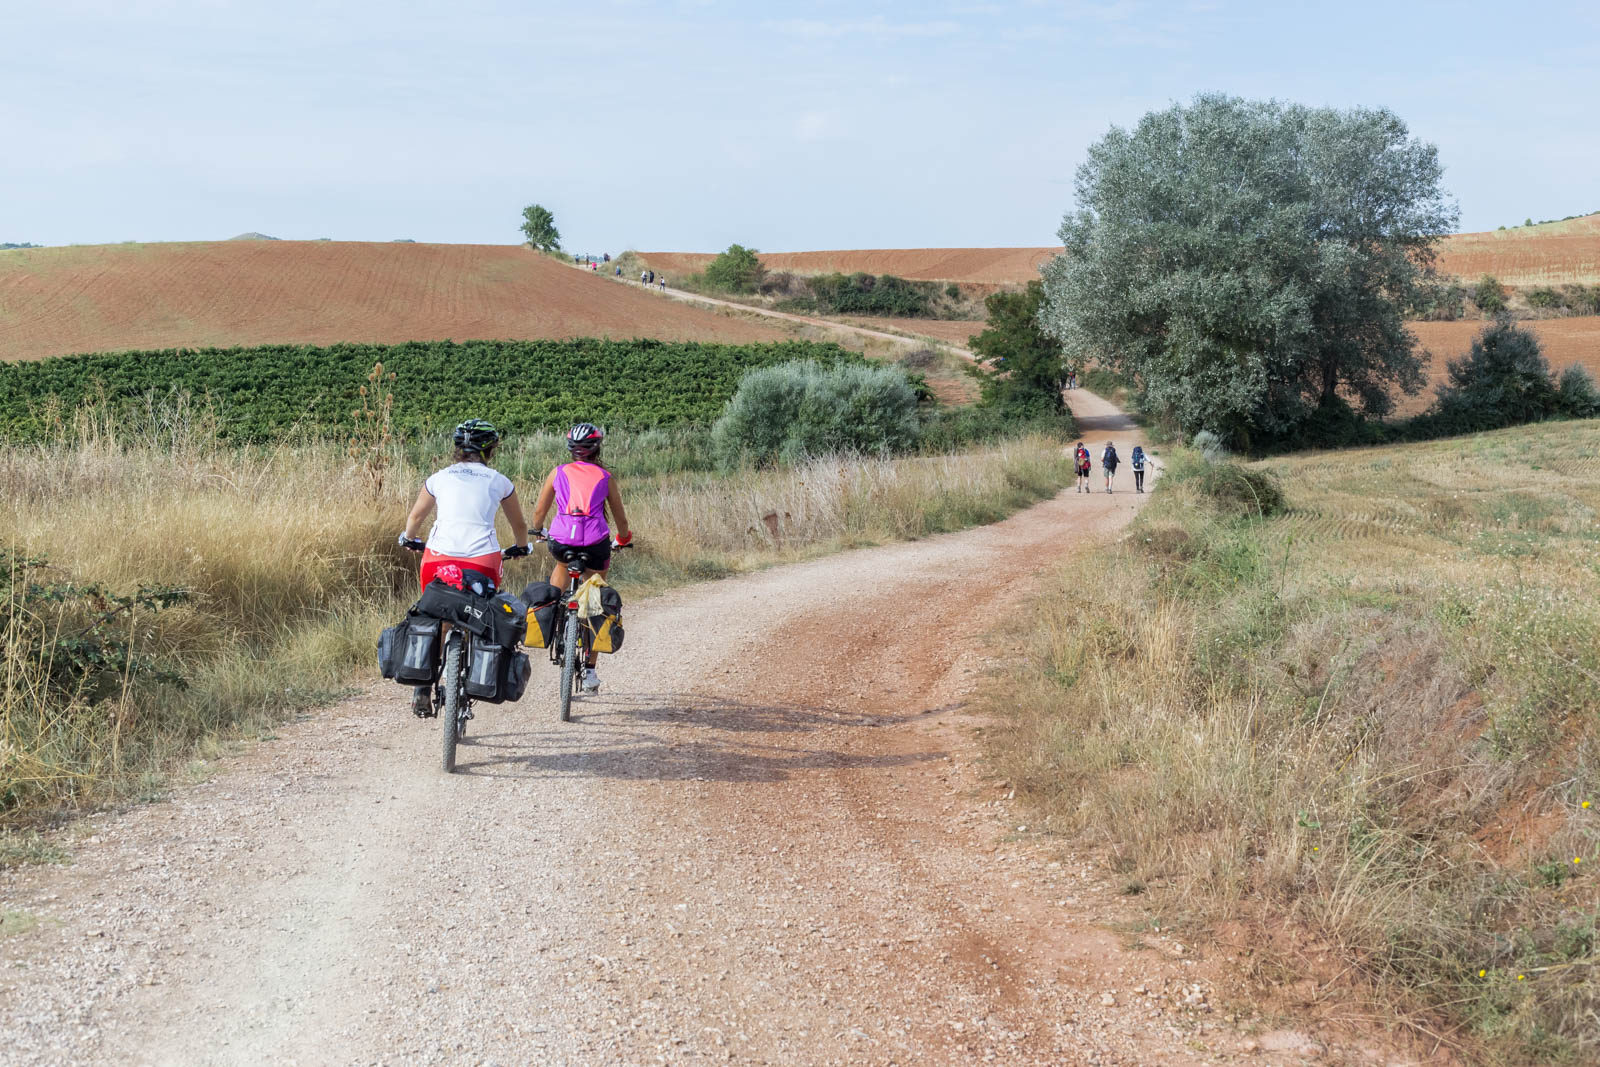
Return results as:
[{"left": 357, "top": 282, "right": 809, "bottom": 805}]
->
[{"left": 574, "top": 575, "right": 626, "bottom": 655}]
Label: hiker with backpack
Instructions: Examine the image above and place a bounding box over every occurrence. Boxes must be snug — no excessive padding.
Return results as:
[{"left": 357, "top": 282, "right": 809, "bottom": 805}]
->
[
  {"left": 1074, "top": 441, "right": 1092, "bottom": 493},
  {"left": 1101, "top": 441, "right": 1120, "bottom": 493},
  {"left": 1131, "top": 445, "right": 1148, "bottom": 493}
]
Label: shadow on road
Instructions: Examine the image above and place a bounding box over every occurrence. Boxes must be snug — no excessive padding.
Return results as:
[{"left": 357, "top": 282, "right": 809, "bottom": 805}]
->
[{"left": 450, "top": 693, "right": 960, "bottom": 782}]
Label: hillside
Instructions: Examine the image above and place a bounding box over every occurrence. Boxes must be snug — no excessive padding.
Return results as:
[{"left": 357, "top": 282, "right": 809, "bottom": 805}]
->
[
  {"left": 1434, "top": 212, "right": 1600, "bottom": 286},
  {"left": 646, "top": 213, "right": 1600, "bottom": 289},
  {"left": 0, "top": 242, "right": 786, "bottom": 362},
  {"left": 640, "top": 247, "right": 1059, "bottom": 285}
]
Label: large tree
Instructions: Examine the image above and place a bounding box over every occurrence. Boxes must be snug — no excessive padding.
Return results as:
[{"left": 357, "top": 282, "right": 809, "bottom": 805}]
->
[
  {"left": 520, "top": 204, "right": 561, "bottom": 251},
  {"left": 1040, "top": 94, "right": 1457, "bottom": 447}
]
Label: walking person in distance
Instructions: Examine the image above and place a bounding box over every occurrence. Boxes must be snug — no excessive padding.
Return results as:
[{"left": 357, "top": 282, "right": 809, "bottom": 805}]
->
[
  {"left": 1131, "top": 445, "right": 1148, "bottom": 493},
  {"left": 1101, "top": 441, "right": 1120, "bottom": 493},
  {"left": 1073, "top": 441, "right": 1092, "bottom": 493}
]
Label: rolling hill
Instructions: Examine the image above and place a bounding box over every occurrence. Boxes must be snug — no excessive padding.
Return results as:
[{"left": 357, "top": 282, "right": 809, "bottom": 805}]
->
[
  {"left": 0, "top": 241, "right": 786, "bottom": 362},
  {"left": 646, "top": 213, "right": 1600, "bottom": 288}
]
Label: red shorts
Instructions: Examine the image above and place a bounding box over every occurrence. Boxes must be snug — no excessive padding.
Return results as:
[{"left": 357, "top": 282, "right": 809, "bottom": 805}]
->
[{"left": 420, "top": 549, "right": 503, "bottom": 591}]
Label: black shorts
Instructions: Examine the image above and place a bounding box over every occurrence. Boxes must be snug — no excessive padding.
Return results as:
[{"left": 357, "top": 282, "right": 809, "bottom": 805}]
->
[{"left": 548, "top": 537, "right": 612, "bottom": 573}]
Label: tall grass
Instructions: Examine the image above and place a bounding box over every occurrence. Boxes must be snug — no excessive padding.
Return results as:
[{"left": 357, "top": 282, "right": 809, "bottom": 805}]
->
[
  {"left": 1, "top": 402, "right": 1073, "bottom": 820},
  {"left": 986, "top": 427, "right": 1600, "bottom": 1063}
]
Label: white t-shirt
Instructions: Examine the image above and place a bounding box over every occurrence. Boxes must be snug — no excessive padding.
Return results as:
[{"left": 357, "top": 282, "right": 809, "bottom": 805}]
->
[{"left": 423, "top": 463, "right": 515, "bottom": 558}]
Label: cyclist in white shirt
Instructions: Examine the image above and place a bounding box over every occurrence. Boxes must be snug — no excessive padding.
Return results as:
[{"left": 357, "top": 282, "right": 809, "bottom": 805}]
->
[{"left": 397, "top": 419, "right": 532, "bottom": 715}]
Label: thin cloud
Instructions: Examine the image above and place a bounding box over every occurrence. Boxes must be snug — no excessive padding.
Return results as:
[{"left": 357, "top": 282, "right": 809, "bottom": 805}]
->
[{"left": 767, "top": 16, "right": 962, "bottom": 39}]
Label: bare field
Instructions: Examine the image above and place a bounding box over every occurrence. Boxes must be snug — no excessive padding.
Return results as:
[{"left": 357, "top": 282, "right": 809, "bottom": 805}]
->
[
  {"left": 0, "top": 242, "right": 787, "bottom": 361},
  {"left": 1400, "top": 315, "right": 1600, "bottom": 413},
  {"left": 1436, "top": 225, "right": 1600, "bottom": 286},
  {"left": 641, "top": 247, "right": 1059, "bottom": 284}
]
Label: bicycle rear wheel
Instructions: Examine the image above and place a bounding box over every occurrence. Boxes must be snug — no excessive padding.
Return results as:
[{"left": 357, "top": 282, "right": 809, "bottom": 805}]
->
[
  {"left": 558, "top": 611, "right": 580, "bottom": 722},
  {"left": 441, "top": 631, "right": 464, "bottom": 772}
]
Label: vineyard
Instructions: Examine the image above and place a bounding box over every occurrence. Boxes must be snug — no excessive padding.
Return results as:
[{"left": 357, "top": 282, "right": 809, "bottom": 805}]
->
[{"left": 0, "top": 338, "right": 861, "bottom": 442}]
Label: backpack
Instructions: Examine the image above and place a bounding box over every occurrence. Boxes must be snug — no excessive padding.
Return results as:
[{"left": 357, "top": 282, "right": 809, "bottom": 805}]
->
[
  {"left": 1131, "top": 446, "right": 1145, "bottom": 470},
  {"left": 1103, "top": 445, "right": 1118, "bottom": 465}
]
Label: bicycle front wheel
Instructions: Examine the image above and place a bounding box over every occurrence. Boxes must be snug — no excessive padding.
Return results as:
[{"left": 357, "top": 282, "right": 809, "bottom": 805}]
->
[
  {"left": 558, "top": 611, "right": 580, "bottom": 723},
  {"left": 441, "top": 631, "right": 464, "bottom": 772}
]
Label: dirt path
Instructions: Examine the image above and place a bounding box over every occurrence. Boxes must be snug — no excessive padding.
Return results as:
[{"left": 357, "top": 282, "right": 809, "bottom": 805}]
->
[
  {"left": 0, "top": 393, "right": 1319, "bottom": 1065},
  {"left": 589, "top": 268, "right": 965, "bottom": 358}
]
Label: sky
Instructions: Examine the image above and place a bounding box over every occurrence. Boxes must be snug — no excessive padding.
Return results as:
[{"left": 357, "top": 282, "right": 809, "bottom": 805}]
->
[{"left": 3, "top": 0, "right": 1597, "bottom": 252}]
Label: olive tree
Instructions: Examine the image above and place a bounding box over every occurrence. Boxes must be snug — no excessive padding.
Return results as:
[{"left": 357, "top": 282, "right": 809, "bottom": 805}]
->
[{"left": 1040, "top": 94, "right": 1458, "bottom": 447}]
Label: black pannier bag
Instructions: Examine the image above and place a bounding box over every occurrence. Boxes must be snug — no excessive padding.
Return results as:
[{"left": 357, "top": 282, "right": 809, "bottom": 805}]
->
[
  {"left": 521, "top": 581, "right": 562, "bottom": 608},
  {"left": 414, "top": 578, "right": 494, "bottom": 639},
  {"left": 529, "top": 602, "right": 560, "bottom": 649},
  {"left": 465, "top": 642, "right": 531, "bottom": 703},
  {"left": 586, "top": 585, "right": 625, "bottom": 654},
  {"left": 393, "top": 615, "right": 443, "bottom": 684},
  {"left": 487, "top": 592, "right": 529, "bottom": 648},
  {"left": 377, "top": 621, "right": 403, "bottom": 679}
]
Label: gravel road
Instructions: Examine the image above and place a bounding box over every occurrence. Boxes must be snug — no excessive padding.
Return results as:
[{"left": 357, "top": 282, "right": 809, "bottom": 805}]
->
[{"left": 2, "top": 393, "right": 1307, "bottom": 1065}]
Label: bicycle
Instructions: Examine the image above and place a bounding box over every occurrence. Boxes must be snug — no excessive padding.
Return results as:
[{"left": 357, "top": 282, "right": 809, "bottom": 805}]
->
[
  {"left": 533, "top": 533, "right": 629, "bottom": 723},
  {"left": 422, "top": 545, "right": 535, "bottom": 774}
]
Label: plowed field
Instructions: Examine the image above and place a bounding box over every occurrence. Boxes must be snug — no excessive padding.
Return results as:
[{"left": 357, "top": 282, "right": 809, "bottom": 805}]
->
[
  {"left": 1398, "top": 316, "right": 1600, "bottom": 413},
  {"left": 1435, "top": 215, "right": 1600, "bottom": 286},
  {"left": 0, "top": 242, "right": 785, "bottom": 361},
  {"left": 641, "top": 247, "right": 1060, "bottom": 284},
  {"left": 647, "top": 215, "right": 1600, "bottom": 289}
]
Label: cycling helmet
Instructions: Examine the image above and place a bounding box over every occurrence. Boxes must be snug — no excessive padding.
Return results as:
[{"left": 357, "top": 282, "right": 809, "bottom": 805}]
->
[
  {"left": 566, "top": 422, "right": 604, "bottom": 459},
  {"left": 453, "top": 418, "right": 500, "bottom": 455}
]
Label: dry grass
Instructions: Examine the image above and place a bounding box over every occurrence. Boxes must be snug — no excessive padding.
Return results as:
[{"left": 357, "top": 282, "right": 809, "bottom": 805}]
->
[
  {"left": 0, "top": 406, "right": 1072, "bottom": 821},
  {"left": 985, "top": 430, "right": 1600, "bottom": 1064}
]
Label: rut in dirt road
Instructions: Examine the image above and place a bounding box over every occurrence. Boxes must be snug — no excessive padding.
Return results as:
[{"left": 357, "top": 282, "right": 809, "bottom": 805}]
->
[{"left": 2, "top": 393, "right": 1261, "bottom": 1066}]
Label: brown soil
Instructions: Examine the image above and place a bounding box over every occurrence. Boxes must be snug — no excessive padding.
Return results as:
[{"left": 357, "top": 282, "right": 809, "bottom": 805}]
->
[
  {"left": 0, "top": 242, "right": 787, "bottom": 361},
  {"left": 1435, "top": 214, "right": 1600, "bottom": 287},
  {"left": 839, "top": 318, "right": 988, "bottom": 347}
]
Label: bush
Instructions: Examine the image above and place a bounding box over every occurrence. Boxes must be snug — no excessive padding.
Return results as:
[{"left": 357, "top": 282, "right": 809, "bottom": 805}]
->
[
  {"left": 1556, "top": 364, "right": 1600, "bottom": 419},
  {"left": 1166, "top": 450, "right": 1285, "bottom": 518},
  {"left": 702, "top": 244, "right": 766, "bottom": 293},
  {"left": 1561, "top": 284, "right": 1600, "bottom": 314},
  {"left": 1474, "top": 274, "right": 1507, "bottom": 315},
  {"left": 1528, "top": 286, "right": 1560, "bottom": 309},
  {"left": 710, "top": 360, "right": 920, "bottom": 467},
  {"left": 805, "top": 272, "right": 940, "bottom": 317},
  {"left": 1428, "top": 316, "right": 1561, "bottom": 434},
  {"left": 916, "top": 406, "right": 1073, "bottom": 453}
]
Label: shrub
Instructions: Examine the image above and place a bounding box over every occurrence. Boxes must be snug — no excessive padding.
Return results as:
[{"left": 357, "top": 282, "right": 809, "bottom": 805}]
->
[
  {"left": 702, "top": 244, "right": 766, "bottom": 293},
  {"left": 945, "top": 283, "right": 961, "bottom": 300},
  {"left": 1166, "top": 450, "right": 1285, "bottom": 518},
  {"left": 710, "top": 360, "right": 919, "bottom": 467},
  {"left": 806, "top": 272, "right": 939, "bottom": 317},
  {"left": 1561, "top": 284, "right": 1600, "bottom": 315},
  {"left": 1428, "top": 316, "right": 1561, "bottom": 434},
  {"left": 1528, "top": 286, "right": 1560, "bottom": 309},
  {"left": 1474, "top": 274, "right": 1507, "bottom": 315},
  {"left": 1555, "top": 364, "right": 1600, "bottom": 419}
]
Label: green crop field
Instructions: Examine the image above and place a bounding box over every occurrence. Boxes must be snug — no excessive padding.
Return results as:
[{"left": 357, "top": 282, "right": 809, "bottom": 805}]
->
[{"left": 0, "top": 338, "right": 861, "bottom": 442}]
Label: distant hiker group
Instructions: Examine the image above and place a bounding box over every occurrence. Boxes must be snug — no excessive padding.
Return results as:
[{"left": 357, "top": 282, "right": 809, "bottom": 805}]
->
[
  {"left": 638, "top": 269, "right": 666, "bottom": 290},
  {"left": 1073, "top": 441, "right": 1151, "bottom": 494}
]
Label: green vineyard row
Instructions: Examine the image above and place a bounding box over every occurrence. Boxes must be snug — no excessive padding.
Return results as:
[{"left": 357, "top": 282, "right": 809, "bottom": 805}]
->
[{"left": 0, "top": 338, "right": 862, "bottom": 441}]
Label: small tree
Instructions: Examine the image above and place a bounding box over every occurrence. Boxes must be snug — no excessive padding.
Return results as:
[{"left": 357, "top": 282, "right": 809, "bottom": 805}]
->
[
  {"left": 968, "top": 281, "right": 1066, "bottom": 415},
  {"left": 1473, "top": 274, "right": 1507, "bottom": 315},
  {"left": 520, "top": 204, "right": 561, "bottom": 252},
  {"left": 711, "top": 360, "right": 918, "bottom": 467},
  {"left": 702, "top": 244, "right": 766, "bottom": 293},
  {"left": 1429, "top": 316, "right": 1565, "bottom": 433}
]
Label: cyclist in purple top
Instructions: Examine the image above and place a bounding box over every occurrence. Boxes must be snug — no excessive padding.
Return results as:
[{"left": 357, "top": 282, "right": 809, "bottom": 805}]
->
[{"left": 529, "top": 423, "right": 633, "bottom": 691}]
